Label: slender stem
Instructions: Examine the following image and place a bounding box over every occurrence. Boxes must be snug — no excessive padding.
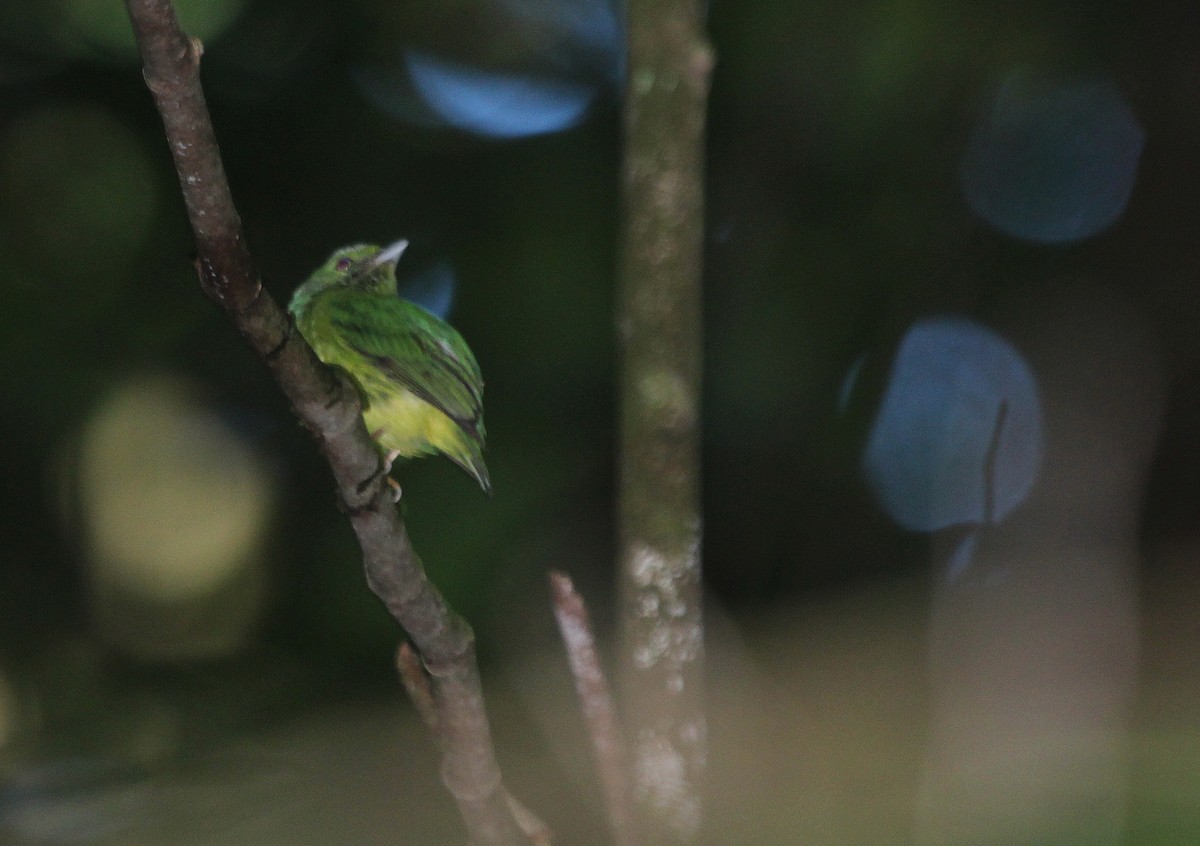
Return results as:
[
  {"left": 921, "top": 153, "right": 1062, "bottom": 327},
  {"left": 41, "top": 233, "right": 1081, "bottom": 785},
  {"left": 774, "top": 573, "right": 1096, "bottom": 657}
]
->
[
  {"left": 121, "top": 2, "right": 520, "bottom": 842},
  {"left": 616, "top": 0, "right": 713, "bottom": 841},
  {"left": 549, "top": 572, "right": 637, "bottom": 846}
]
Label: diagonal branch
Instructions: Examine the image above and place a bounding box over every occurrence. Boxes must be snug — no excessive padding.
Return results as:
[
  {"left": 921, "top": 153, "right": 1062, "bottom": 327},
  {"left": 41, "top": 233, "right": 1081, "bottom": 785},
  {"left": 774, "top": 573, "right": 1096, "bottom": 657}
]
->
[{"left": 121, "top": 1, "right": 521, "bottom": 842}]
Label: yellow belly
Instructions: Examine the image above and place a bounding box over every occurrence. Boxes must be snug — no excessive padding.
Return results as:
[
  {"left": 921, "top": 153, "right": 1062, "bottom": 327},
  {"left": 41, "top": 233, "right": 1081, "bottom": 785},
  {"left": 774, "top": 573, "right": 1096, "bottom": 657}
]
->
[{"left": 361, "top": 388, "right": 462, "bottom": 459}]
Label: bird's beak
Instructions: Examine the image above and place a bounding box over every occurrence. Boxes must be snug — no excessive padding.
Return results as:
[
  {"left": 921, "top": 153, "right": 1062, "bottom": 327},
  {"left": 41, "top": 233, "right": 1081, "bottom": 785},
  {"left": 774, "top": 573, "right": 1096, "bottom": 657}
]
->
[{"left": 373, "top": 239, "right": 409, "bottom": 267}]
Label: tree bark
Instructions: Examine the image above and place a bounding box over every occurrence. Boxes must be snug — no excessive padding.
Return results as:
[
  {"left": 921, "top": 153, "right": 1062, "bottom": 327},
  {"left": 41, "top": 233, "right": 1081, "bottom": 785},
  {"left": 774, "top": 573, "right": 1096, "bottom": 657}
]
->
[{"left": 616, "top": 0, "right": 713, "bottom": 842}]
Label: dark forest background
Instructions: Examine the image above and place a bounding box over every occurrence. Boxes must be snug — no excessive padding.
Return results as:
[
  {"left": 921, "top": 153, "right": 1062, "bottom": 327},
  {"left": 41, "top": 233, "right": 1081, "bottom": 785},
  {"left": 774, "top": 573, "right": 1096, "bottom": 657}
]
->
[{"left": 0, "top": 1, "right": 1197, "bottom": 843}]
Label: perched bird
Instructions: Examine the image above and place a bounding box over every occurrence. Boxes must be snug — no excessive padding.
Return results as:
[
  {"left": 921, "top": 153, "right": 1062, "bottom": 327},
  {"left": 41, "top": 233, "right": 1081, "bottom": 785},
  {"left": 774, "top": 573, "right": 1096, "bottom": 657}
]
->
[{"left": 288, "top": 240, "right": 491, "bottom": 495}]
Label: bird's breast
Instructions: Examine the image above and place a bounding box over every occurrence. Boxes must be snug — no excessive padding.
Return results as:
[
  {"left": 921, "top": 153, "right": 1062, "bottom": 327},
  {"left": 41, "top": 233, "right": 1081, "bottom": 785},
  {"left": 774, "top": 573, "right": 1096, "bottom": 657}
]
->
[{"left": 361, "top": 388, "right": 461, "bottom": 459}]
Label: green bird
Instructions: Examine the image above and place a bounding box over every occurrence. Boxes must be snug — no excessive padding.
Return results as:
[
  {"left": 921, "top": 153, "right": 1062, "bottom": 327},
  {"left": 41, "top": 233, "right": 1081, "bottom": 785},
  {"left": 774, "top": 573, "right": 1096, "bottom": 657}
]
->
[{"left": 288, "top": 240, "right": 491, "bottom": 495}]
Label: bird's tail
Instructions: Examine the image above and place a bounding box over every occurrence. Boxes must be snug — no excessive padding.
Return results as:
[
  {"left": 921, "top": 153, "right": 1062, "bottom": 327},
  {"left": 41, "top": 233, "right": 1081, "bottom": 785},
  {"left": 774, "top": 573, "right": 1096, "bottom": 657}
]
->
[{"left": 449, "top": 442, "right": 492, "bottom": 496}]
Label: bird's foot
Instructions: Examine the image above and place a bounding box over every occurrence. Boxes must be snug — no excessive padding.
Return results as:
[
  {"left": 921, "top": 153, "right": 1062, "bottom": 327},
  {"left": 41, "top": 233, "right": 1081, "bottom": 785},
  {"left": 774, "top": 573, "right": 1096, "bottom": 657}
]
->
[
  {"left": 375, "top": 442, "right": 403, "bottom": 501},
  {"left": 352, "top": 471, "right": 401, "bottom": 503},
  {"left": 355, "top": 445, "right": 404, "bottom": 503}
]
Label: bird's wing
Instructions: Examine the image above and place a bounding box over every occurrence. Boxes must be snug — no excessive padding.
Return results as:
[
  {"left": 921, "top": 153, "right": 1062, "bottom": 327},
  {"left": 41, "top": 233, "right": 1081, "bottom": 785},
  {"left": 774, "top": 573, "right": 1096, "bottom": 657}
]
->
[{"left": 322, "top": 289, "right": 485, "bottom": 436}]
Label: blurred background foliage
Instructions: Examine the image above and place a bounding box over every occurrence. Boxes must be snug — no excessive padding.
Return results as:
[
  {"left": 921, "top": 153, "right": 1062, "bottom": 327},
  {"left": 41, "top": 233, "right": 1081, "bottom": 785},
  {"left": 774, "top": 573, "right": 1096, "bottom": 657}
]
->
[{"left": 1, "top": 0, "right": 1198, "bottom": 843}]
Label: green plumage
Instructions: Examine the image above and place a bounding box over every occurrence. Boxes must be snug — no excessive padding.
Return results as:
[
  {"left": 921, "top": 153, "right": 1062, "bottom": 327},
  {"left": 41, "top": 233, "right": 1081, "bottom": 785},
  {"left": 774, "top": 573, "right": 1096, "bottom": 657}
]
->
[{"left": 288, "top": 241, "right": 491, "bottom": 495}]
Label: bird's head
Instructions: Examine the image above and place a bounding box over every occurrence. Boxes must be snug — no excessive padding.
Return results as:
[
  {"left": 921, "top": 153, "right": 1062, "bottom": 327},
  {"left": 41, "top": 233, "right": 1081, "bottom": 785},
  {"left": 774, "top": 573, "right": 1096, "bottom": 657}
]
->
[{"left": 289, "top": 239, "right": 408, "bottom": 316}]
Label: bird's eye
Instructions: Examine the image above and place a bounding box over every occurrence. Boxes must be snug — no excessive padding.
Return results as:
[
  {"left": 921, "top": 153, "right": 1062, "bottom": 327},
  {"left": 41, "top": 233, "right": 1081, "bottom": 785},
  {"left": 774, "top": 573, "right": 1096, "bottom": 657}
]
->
[{"left": 335, "top": 257, "right": 353, "bottom": 272}]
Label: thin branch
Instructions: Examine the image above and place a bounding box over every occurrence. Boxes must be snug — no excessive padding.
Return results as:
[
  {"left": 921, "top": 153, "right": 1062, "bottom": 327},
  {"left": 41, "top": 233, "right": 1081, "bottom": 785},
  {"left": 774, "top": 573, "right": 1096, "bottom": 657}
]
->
[
  {"left": 616, "top": 0, "right": 713, "bottom": 841},
  {"left": 505, "top": 796, "right": 554, "bottom": 846},
  {"left": 549, "top": 572, "right": 637, "bottom": 846},
  {"left": 121, "top": 2, "right": 521, "bottom": 842}
]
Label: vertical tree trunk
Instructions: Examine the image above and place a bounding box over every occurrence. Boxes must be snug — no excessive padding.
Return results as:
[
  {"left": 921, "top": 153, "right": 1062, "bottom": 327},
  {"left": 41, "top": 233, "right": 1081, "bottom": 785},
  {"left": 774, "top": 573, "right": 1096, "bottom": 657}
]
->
[{"left": 616, "top": 1, "right": 713, "bottom": 842}]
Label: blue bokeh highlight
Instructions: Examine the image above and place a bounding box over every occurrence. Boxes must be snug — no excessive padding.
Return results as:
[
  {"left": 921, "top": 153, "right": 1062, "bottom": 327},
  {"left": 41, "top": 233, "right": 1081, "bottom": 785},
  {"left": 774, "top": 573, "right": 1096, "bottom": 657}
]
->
[
  {"left": 351, "top": 0, "right": 622, "bottom": 138},
  {"left": 404, "top": 52, "right": 597, "bottom": 139},
  {"left": 959, "top": 68, "right": 1145, "bottom": 244},
  {"left": 859, "top": 316, "right": 1043, "bottom": 533},
  {"left": 398, "top": 259, "right": 457, "bottom": 321}
]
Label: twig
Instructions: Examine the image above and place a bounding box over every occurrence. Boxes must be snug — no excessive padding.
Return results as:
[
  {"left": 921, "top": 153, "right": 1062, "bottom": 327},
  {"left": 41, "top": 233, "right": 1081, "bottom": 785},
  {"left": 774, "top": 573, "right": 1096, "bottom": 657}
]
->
[
  {"left": 549, "top": 572, "right": 637, "bottom": 846},
  {"left": 505, "top": 793, "right": 554, "bottom": 846},
  {"left": 121, "top": 2, "right": 521, "bottom": 842},
  {"left": 616, "top": 0, "right": 713, "bottom": 841}
]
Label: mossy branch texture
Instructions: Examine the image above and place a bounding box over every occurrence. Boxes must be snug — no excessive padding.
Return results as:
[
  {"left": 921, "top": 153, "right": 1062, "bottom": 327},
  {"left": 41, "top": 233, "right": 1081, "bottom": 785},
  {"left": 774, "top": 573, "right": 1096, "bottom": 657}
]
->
[
  {"left": 121, "top": 1, "right": 520, "bottom": 842},
  {"left": 617, "top": 0, "right": 713, "bottom": 842}
]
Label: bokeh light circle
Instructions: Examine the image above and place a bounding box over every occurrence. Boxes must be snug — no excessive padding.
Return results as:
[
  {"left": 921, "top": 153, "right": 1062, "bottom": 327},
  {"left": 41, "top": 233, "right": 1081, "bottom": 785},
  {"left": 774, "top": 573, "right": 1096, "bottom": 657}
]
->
[
  {"left": 959, "top": 68, "right": 1145, "bottom": 244},
  {"left": 79, "top": 373, "right": 274, "bottom": 603},
  {"left": 860, "top": 317, "right": 1043, "bottom": 532},
  {"left": 0, "top": 105, "right": 159, "bottom": 287}
]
